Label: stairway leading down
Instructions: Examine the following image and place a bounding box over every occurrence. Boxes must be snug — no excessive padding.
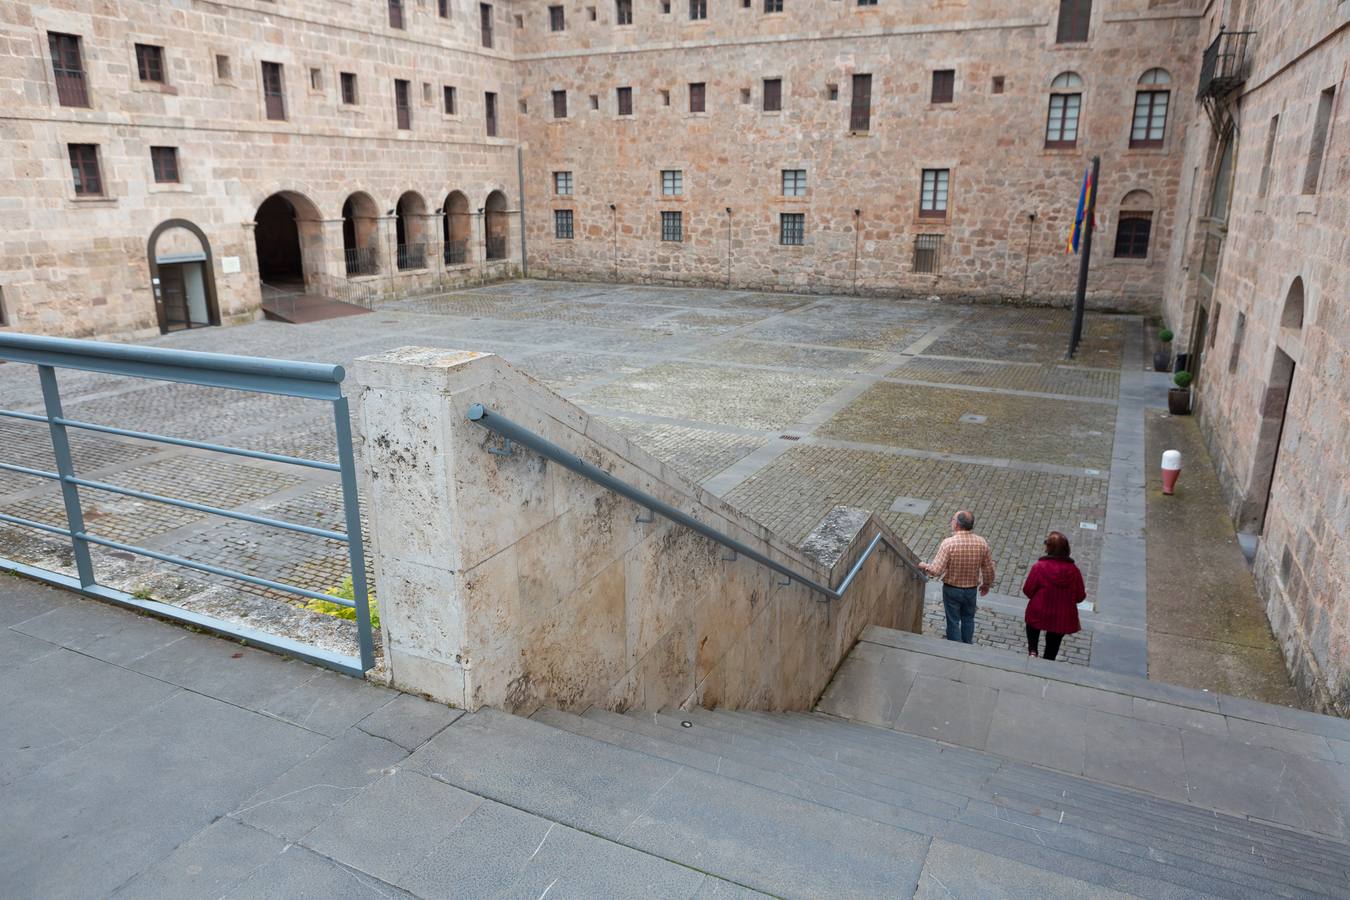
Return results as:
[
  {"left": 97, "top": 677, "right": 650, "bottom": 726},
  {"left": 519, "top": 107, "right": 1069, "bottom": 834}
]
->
[{"left": 400, "top": 627, "right": 1350, "bottom": 898}]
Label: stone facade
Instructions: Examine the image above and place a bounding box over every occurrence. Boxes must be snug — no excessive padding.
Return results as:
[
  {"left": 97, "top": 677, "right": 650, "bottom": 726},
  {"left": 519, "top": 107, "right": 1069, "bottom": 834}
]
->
[{"left": 1160, "top": 0, "right": 1350, "bottom": 715}]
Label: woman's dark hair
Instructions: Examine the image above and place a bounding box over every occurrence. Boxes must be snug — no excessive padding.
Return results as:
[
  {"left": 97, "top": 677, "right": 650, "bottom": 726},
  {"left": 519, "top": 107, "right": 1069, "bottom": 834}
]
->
[{"left": 1044, "top": 531, "right": 1071, "bottom": 559}]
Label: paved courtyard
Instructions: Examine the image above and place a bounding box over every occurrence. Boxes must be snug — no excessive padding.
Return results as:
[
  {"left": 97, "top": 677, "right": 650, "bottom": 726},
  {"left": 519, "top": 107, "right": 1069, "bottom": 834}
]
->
[{"left": 0, "top": 280, "right": 1140, "bottom": 667}]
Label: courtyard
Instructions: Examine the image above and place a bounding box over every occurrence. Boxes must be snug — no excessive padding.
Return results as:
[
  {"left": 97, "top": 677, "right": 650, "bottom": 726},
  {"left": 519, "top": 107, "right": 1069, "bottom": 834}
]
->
[{"left": 0, "top": 279, "right": 1142, "bottom": 668}]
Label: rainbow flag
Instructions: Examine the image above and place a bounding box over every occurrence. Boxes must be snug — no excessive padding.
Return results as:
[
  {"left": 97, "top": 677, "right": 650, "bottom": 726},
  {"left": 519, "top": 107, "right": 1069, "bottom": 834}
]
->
[{"left": 1066, "top": 165, "right": 1094, "bottom": 253}]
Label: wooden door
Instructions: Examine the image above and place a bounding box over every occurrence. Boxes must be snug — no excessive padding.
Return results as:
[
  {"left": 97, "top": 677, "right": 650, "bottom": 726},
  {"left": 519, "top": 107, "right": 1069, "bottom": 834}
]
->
[{"left": 159, "top": 264, "right": 189, "bottom": 332}]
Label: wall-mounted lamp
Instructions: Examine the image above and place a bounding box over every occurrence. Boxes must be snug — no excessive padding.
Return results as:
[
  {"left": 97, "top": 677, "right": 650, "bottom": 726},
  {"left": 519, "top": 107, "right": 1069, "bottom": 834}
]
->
[
  {"left": 385, "top": 209, "right": 395, "bottom": 216},
  {"left": 725, "top": 207, "right": 732, "bottom": 214},
  {"left": 854, "top": 208, "right": 861, "bottom": 217},
  {"left": 609, "top": 203, "right": 616, "bottom": 211}
]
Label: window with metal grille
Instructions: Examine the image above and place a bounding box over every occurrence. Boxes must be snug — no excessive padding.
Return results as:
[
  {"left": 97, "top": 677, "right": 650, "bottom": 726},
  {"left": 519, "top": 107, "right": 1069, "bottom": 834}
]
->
[
  {"left": 216, "top": 54, "right": 231, "bottom": 81},
  {"left": 1303, "top": 86, "right": 1335, "bottom": 195},
  {"left": 554, "top": 171, "right": 573, "bottom": 194},
  {"left": 661, "top": 170, "right": 683, "bottom": 195},
  {"left": 48, "top": 33, "right": 89, "bottom": 107},
  {"left": 782, "top": 169, "right": 806, "bottom": 196},
  {"left": 1113, "top": 214, "right": 1151, "bottom": 258},
  {"left": 554, "top": 209, "right": 574, "bottom": 239},
  {"left": 913, "top": 234, "right": 941, "bottom": 273},
  {"left": 857, "top": 0, "right": 877, "bottom": 5},
  {"left": 1258, "top": 115, "right": 1278, "bottom": 198},
  {"left": 617, "top": 86, "right": 633, "bottom": 115},
  {"left": 661, "top": 211, "right": 682, "bottom": 241},
  {"left": 689, "top": 82, "right": 705, "bottom": 112},
  {"left": 135, "top": 44, "right": 165, "bottom": 83},
  {"left": 439, "top": 0, "right": 450, "bottom": 17},
  {"left": 690, "top": 0, "right": 706, "bottom": 19},
  {"left": 780, "top": 213, "right": 804, "bottom": 245},
  {"left": 389, "top": 0, "right": 406, "bottom": 29},
  {"left": 1055, "top": 0, "right": 1091, "bottom": 44},
  {"left": 68, "top": 144, "right": 102, "bottom": 196},
  {"left": 261, "top": 62, "right": 286, "bottom": 120},
  {"left": 616, "top": 0, "right": 633, "bottom": 23},
  {"left": 850, "top": 73, "right": 871, "bottom": 132},
  {"left": 1044, "top": 72, "right": 1082, "bottom": 148},
  {"left": 395, "top": 79, "right": 412, "bottom": 129},
  {"left": 150, "top": 146, "right": 179, "bottom": 183},
  {"left": 341, "top": 72, "right": 358, "bottom": 104},
  {"left": 920, "top": 168, "right": 949, "bottom": 218},
  {"left": 549, "top": 5, "right": 565, "bottom": 30},
  {"left": 480, "top": 3, "right": 494, "bottom": 47},
  {"left": 763, "top": 78, "right": 782, "bottom": 112},
  {"left": 931, "top": 69, "right": 954, "bottom": 104},
  {"left": 485, "top": 91, "right": 498, "bottom": 135},
  {"left": 552, "top": 90, "right": 567, "bottom": 118},
  {"left": 444, "top": 85, "right": 456, "bottom": 114},
  {"left": 765, "top": 0, "right": 783, "bottom": 11}
]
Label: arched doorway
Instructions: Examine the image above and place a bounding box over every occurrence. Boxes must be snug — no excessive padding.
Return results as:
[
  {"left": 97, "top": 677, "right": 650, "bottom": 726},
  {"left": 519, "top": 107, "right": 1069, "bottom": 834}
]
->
[
  {"left": 484, "top": 190, "right": 509, "bottom": 261},
  {"left": 443, "top": 191, "right": 470, "bottom": 265},
  {"left": 147, "top": 219, "right": 220, "bottom": 333},
  {"left": 395, "top": 191, "right": 427, "bottom": 270},
  {"left": 341, "top": 192, "right": 381, "bottom": 276},
  {"left": 253, "top": 191, "right": 323, "bottom": 294}
]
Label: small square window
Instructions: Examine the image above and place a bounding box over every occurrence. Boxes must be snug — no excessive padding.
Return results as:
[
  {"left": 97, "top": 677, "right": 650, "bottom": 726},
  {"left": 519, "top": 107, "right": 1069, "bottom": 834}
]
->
[
  {"left": 215, "top": 54, "right": 232, "bottom": 81},
  {"left": 514, "top": 13, "right": 524, "bottom": 27},
  {"left": 991, "top": 75, "right": 1005, "bottom": 94},
  {"left": 554, "top": 209, "right": 574, "bottom": 239},
  {"left": 661, "top": 169, "right": 683, "bottom": 195},
  {"left": 310, "top": 67, "right": 323, "bottom": 91},
  {"left": 780, "top": 213, "right": 804, "bottom": 245},
  {"left": 661, "top": 0, "right": 671, "bottom": 12},
  {"left": 661, "top": 210, "right": 682, "bottom": 242},
  {"left": 151, "top": 146, "right": 179, "bottom": 183},
  {"left": 135, "top": 44, "right": 166, "bottom": 84},
  {"left": 443, "top": 85, "right": 457, "bottom": 114},
  {"left": 589, "top": 94, "right": 599, "bottom": 110},
  {"left": 740, "top": 88, "right": 751, "bottom": 104},
  {"left": 519, "top": 98, "right": 528, "bottom": 113},
  {"left": 782, "top": 169, "right": 806, "bottom": 196},
  {"left": 341, "top": 72, "right": 358, "bottom": 105},
  {"left": 660, "top": 89, "right": 671, "bottom": 106},
  {"left": 589, "top": 6, "right": 597, "bottom": 20},
  {"left": 554, "top": 170, "right": 573, "bottom": 194},
  {"left": 827, "top": 83, "right": 839, "bottom": 101}
]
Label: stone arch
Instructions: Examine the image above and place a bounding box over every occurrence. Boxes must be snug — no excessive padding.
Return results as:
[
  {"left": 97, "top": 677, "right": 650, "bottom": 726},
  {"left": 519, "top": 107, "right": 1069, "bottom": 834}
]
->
[
  {"left": 484, "top": 189, "right": 509, "bottom": 261},
  {"left": 146, "top": 218, "right": 220, "bottom": 333},
  {"left": 443, "top": 190, "right": 471, "bottom": 265},
  {"left": 395, "top": 190, "right": 429, "bottom": 270},
  {"left": 253, "top": 190, "right": 325, "bottom": 293},
  {"left": 341, "top": 191, "right": 381, "bottom": 276},
  {"left": 1281, "top": 277, "right": 1305, "bottom": 330},
  {"left": 1138, "top": 68, "right": 1171, "bottom": 85},
  {"left": 1113, "top": 190, "right": 1155, "bottom": 259},
  {"left": 1120, "top": 189, "right": 1154, "bottom": 208}
]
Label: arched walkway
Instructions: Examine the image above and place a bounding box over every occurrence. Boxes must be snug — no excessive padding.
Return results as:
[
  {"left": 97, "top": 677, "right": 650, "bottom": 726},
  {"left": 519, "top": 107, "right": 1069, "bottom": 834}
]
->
[
  {"left": 484, "top": 190, "right": 509, "bottom": 261},
  {"left": 443, "top": 191, "right": 471, "bottom": 265},
  {"left": 147, "top": 219, "right": 220, "bottom": 333},
  {"left": 395, "top": 191, "right": 428, "bottom": 270},
  {"left": 253, "top": 191, "right": 323, "bottom": 293},
  {"left": 342, "top": 192, "right": 381, "bottom": 276}
]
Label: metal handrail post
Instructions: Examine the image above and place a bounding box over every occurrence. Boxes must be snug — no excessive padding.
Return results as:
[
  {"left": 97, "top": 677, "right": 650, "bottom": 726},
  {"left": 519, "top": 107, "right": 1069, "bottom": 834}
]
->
[
  {"left": 37, "top": 365, "right": 95, "bottom": 587},
  {"left": 333, "top": 396, "right": 375, "bottom": 671}
]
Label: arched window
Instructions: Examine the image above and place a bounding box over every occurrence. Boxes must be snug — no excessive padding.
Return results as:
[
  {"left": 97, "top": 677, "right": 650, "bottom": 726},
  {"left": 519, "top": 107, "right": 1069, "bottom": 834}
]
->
[
  {"left": 1045, "top": 72, "right": 1082, "bottom": 149},
  {"left": 1130, "top": 68, "right": 1171, "bottom": 148},
  {"left": 1113, "top": 189, "right": 1154, "bottom": 259},
  {"left": 1281, "top": 277, "right": 1304, "bottom": 330}
]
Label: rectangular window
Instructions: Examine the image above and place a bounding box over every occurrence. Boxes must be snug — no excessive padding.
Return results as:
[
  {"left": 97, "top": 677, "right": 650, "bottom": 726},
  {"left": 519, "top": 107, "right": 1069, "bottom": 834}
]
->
[
  {"left": 439, "top": 0, "right": 450, "bottom": 17},
  {"left": 395, "top": 79, "right": 412, "bottom": 129},
  {"left": 150, "top": 146, "right": 179, "bottom": 183},
  {"left": 48, "top": 33, "right": 89, "bottom": 107},
  {"left": 661, "top": 211, "right": 683, "bottom": 242},
  {"left": 1045, "top": 92, "right": 1080, "bottom": 147},
  {"left": 617, "top": 86, "right": 633, "bottom": 115},
  {"left": 660, "top": 89, "right": 670, "bottom": 106},
  {"left": 931, "top": 69, "right": 954, "bottom": 104},
  {"left": 1228, "top": 312, "right": 1246, "bottom": 373},
  {"left": 552, "top": 89, "right": 567, "bottom": 118},
  {"left": 341, "top": 72, "right": 358, "bottom": 105},
  {"left": 689, "top": 82, "right": 705, "bottom": 113},
  {"left": 765, "top": 0, "right": 783, "bottom": 11},
  {"left": 991, "top": 75, "right": 1005, "bottom": 94},
  {"left": 554, "top": 171, "right": 573, "bottom": 194},
  {"left": 443, "top": 85, "right": 457, "bottom": 114},
  {"left": 215, "top": 54, "right": 232, "bottom": 81},
  {"left": 310, "top": 68, "right": 324, "bottom": 92},
  {"left": 661, "top": 169, "right": 683, "bottom": 195},
  {"left": 1303, "top": 86, "right": 1336, "bottom": 195},
  {"left": 920, "top": 168, "right": 949, "bottom": 217},
  {"left": 763, "top": 78, "right": 782, "bottom": 112},
  {"left": 617, "top": 0, "right": 633, "bottom": 24},
  {"left": 261, "top": 62, "right": 286, "bottom": 121},
  {"left": 690, "top": 0, "right": 706, "bottom": 19},
  {"left": 1113, "top": 213, "right": 1151, "bottom": 258},
  {"left": 135, "top": 44, "right": 165, "bottom": 84},
  {"left": 485, "top": 91, "right": 498, "bottom": 136},
  {"left": 780, "top": 213, "right": 804, "bottom": 245},
  {"left": 857, "top": 0, "right": 877, "bottom": 5},
  {"left": 554, "top": 209, "right": 574, "bottom": 239},
  {"left": 1055, "top": 0, "right": 1091, "bottom": 43},
  {"left": 914, "top": 234, "right": 942, "bottom": 273},
  {"left": 549, "top": 5, "right": 566, "bottom": 30},
  {"left": 68, "top": 144, "right": 102, "bottom": 196},
  {"left": 481, "top": 3, "right": 494, "bottom": 47},
  {"left": 1130, "top": 90, "right": 1169, "bottom": 147},
  {"left": 389, "top": 0, "right": 406, "bottom": 29},
  {"left": 850, "top": 73, "right": 871, "bottom": 132},
  {"left": 422, "top": 82, "right": 433, "bottom": 104},
  {"left": 782, "top": 169, "right": 806, "bottom": 196},
  {"left": 1258, "top": 115, "right": 1279, "bottom": 198}
]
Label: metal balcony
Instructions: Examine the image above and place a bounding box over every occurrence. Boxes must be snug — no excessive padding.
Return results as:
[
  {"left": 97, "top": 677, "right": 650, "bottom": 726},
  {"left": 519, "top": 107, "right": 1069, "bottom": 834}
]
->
[{"left": 1197, "top": 29, "right": 1254, "bottom": 100}]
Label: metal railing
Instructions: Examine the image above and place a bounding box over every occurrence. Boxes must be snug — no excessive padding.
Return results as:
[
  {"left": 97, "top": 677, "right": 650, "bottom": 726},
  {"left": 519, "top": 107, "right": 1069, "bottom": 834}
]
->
[
  {"left": 485, "top": 235, "right": 507, "bottom": 261},
  {"left": 0, "top": 333, "right": 374, "bottom": 675},
  {"left": 444, "top": 239, "right": 468, "bottom": 266},
  {"left": 397, "top": 242, "right": 427, "bottom": 271},
  {"left": 1198, "top": 29, "right": 1253, "bottom": 99},
  {"left": 345, "top": 246, "right": 379, "bottom": 277},
  {"left": 467, "top": 404, "right": 922, "bottom": 599}
]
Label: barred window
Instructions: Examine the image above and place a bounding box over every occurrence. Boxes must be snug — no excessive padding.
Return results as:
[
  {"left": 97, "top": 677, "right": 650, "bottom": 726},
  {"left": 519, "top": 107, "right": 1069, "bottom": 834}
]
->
[
  {"left": 780, "top": 213, "right": 804, "bottom": 245},
  {"left": 661, "top": 211, "right": 682, "bottom": 242},
  {"left": 68, "top": 143, "right": 102, "bottom": 196},
  {"left": 395, "top": 79, "right": 411, "bottom": 129},
  {"left": 617, "top": 86, "right": 633, "bottom": 115},
  {"left": 135, "top": 44, "right": 165, "bottom": 84},
  {"left": 554, "top": 171, "right": 573, "bottom": 195},
  {"left": 1113, "top": 214, "right": 1151, "bottom": 258},
  {"left": 554, "top": 209, "right": 574, "bottom": 239},
  {"left": 661, "top": 169, "right": 683, "bottom": 195},
  {"left": 261, "top": 62, "right": 286, "bottom": 121},
  {"left": 689, "top": 82, "right": 705, "bottom": 112},
  {"left": 850, "top": 73, "right": 871, "bottom": 132},
  {"left": 920, "top": 168, "right": 949, "bottom": 217},
  {"left": 552, "top": 89, "right": 567, "bottom": 118},
  {"left": 782, "top": 169, "right": 806, "bottom": 196},
  {"left": 763, "top": 78, "right": 782, "bottom": 112},
  {"left": 616, "top": 0, "right": 633, "bottom": 24},
  {"left": 48, "top": 33, "right": 89, "bottom": 107},
  {"left": 931, "top": 69, "right": 954, "bottom": 104},
  {"left": 150, "top": 146, "right": 179, "bottom": 183},
  {"left": 341, "top": 72, "right": 358, "bottom": 105},
  {"left": 914, "top": 234, "right": 942, "bottom": 274}
]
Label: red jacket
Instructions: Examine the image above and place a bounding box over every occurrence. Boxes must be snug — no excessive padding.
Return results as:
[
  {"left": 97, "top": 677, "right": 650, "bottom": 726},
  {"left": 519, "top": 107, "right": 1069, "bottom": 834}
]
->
[{"left": 1022, "top": 557, "right": 1086, "bottom": 634}]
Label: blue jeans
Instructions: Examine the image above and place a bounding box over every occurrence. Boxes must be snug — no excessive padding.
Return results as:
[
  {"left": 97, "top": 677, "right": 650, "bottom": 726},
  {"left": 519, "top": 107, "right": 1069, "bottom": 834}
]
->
[{"left": 942, "top": 584, "right": 978, "bottom": 644}]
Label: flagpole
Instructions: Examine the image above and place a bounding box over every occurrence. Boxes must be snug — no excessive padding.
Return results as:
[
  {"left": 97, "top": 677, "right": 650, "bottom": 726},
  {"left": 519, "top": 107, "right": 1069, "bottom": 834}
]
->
[{"left": 1067, "top": 154, "right": 1100, "bottom": 359}]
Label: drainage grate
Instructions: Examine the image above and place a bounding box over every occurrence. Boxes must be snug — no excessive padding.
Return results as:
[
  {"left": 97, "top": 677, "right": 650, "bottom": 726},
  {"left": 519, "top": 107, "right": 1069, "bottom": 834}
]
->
[
  {"left": 958, "top": 413, "right": 987, "bottom": 425},
  {"left": 779, "top": 434, "right": 802, "bottom": 441}
]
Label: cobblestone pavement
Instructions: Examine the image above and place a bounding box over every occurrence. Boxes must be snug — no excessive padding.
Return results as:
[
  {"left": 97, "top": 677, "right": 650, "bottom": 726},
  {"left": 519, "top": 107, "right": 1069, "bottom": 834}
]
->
[
  {"left": 0, "top": 279, "right": 1135, "bottom": 669},
  {"left": 921, "top": 598, "right": 1093, "bottom": 667}
]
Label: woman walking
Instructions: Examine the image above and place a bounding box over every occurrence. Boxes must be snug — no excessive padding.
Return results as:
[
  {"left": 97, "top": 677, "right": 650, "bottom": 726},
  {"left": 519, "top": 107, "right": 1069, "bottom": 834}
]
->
[{"left": 1022, "top": 531, "right": 1085, "bottom": 661}]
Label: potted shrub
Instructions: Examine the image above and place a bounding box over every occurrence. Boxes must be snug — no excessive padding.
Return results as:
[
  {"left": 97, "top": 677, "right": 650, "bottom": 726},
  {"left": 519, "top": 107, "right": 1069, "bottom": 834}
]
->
[
  {"left": 1168, "top": 370, "right": 1193, "bottom": 415},
  {"left": 1154, "top": 328, "right": 1174, "bottom": 372}
]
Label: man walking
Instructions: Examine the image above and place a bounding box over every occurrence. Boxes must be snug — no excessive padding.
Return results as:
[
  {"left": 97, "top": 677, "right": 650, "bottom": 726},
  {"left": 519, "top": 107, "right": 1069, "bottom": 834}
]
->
[{"left": 920, "top": 510, "right": 995, "bottom": 644}]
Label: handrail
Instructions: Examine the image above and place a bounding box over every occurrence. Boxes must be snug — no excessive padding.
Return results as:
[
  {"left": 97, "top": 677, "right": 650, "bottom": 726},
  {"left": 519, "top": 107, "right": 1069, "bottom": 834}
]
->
[{"left": 466, "top": 403, "right": 925, "bottom": 600}]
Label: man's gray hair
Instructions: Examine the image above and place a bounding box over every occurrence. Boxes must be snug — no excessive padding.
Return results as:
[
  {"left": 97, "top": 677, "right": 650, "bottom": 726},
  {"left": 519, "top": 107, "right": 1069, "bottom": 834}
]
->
[{"left": 955, "top": 510, "right": 975, "bottom": 531}]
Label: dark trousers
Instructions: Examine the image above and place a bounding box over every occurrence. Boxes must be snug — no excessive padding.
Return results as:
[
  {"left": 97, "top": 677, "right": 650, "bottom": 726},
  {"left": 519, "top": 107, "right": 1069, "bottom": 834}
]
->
[
  {"left": 1026, "top": 625, "right": 1064, "bottom": 661},
  {"left": 942, "top": 584, "right": 978, "bottom": 644}
]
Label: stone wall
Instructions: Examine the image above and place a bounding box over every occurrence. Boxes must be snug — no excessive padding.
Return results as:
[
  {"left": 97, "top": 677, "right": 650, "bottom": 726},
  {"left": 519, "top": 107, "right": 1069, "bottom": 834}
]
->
[{"left": 356, "top": 347, "right": 925, "bottom": 713}]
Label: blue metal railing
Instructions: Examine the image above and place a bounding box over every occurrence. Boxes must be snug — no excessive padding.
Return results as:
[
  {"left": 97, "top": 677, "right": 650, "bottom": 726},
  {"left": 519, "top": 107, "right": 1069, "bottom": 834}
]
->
[
  {"left": 466, "top": 404, "right": 923, "bottom": 600},
  {"left": 0, "top": 333, "right": 374, "bottom": 675}
]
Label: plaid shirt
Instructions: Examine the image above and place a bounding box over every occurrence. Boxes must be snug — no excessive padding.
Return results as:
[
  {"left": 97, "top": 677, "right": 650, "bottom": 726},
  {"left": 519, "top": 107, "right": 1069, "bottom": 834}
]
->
[{"left": 926, "top": 530, "right": 995, "bottom": 589}]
